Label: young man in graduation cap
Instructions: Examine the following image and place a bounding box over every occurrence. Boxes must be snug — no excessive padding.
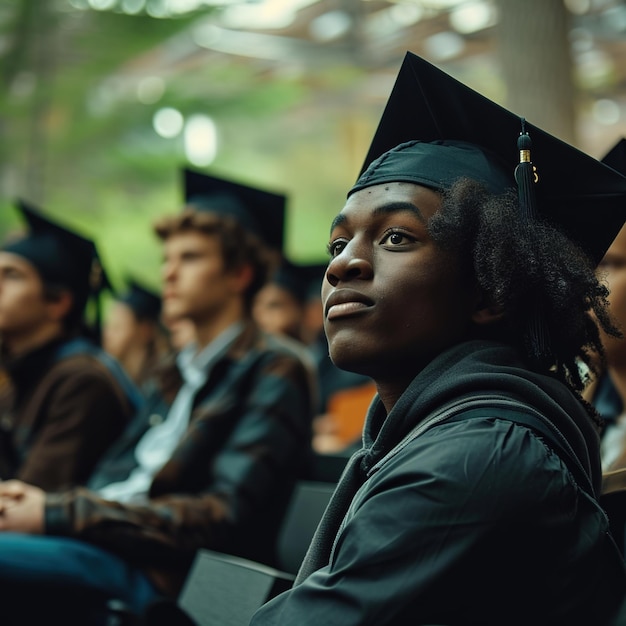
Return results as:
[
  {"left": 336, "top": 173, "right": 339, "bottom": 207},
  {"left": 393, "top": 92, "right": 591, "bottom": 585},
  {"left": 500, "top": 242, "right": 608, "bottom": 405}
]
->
[
  {"left": 0, "top": 200, "right": 138, "bottom": 491},
  {"left": 0, "top": 171, "right": 315, "bottom": 623},
  {"left": 249, "top": 53, "right": 626, "bottom": 625},
  {"left": 103, "top": 278, "right": 169, "bottom": 389}
]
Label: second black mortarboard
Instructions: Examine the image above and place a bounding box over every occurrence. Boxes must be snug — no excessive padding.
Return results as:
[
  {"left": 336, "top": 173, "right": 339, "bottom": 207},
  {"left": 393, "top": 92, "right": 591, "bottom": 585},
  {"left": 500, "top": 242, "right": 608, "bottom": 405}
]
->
[
  {"left": 183, "top": 168, "right": 286, "bottom": 253},
  {"left": 351, "top": 52, "right": 626, "bottom": 266}
]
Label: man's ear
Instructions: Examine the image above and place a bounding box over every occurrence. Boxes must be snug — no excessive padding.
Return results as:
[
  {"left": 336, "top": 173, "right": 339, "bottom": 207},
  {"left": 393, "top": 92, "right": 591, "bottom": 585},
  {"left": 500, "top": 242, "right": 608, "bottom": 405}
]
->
[
  {"left": 471, "top": 291, "right": 504, "bottom": 326},
  {"left": 45, "top": 290, "right": 74, "bottom": 323},
  {"left": 231, "top": 263, "right": 254, "bottom": 295}
]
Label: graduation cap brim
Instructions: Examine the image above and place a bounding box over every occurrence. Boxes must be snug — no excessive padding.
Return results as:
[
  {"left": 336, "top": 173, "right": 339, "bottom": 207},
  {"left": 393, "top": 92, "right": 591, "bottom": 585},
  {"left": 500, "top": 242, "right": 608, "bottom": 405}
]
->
[
  {"left": 354, "top": 52, "right": 626, "bottom": 265},
  {"left": 183, "top": 168, "right": 286, "bottom": 253},
  {"left": 3, "top": 199, "right": 112, "bottom": 294},
  {"left": 601, "top": 138, "right": 626, "bottom": 175}
]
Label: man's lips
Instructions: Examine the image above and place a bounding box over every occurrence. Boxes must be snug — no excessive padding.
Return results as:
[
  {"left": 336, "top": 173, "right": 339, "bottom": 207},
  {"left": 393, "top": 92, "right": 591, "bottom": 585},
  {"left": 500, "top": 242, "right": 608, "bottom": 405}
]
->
[{"left": 325, "top": 289, "right": 374, "bottom": 320}]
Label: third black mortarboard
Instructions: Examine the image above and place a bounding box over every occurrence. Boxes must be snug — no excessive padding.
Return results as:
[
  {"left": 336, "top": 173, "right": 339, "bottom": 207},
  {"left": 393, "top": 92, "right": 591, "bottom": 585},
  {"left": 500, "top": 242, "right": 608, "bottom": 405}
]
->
[
  {"left": 183, "top": 168, "right": 286, "bottom": 252},
  {"left": 351, "top": 52, "right": 626, "bottom": 266},
  {"left": 118, "top": 279, "right": 162, "bottom": 322},
  {"left": 271, "top": 260, "right": 329, "bottom": 304}
]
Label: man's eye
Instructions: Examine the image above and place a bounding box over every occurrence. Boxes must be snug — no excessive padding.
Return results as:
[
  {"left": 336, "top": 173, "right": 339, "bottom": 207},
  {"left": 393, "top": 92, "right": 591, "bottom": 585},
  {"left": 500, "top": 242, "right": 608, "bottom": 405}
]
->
[
  {"left": 381, "top": 231, "right": 414, "bottom": 246},
  {"left": 327, "top": 240, "right": 347, "bottom": 257}
]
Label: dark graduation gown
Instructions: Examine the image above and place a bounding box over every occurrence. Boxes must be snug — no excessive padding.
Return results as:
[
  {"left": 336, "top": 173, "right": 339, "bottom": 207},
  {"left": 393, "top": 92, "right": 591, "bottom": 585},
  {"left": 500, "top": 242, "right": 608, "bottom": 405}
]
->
[{"left": 251, "top": 340, "right": 626, "bottom": 626}]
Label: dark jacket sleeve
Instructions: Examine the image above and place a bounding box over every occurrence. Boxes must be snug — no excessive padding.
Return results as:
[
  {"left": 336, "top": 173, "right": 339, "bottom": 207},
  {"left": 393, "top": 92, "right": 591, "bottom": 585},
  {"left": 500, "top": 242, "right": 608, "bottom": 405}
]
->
[
  {"left": 44, "top": 349, "right": 313, "bottom": 571},
  {"left": 18, "top": 359, "right": 132, "bottom": 490}
]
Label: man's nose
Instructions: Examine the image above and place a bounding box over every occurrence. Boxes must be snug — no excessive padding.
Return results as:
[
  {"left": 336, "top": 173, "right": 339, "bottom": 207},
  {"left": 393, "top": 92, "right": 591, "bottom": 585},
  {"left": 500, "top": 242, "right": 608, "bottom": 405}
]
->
[{"left": 326, "top": 241, "right": 373, "bottom": 286}]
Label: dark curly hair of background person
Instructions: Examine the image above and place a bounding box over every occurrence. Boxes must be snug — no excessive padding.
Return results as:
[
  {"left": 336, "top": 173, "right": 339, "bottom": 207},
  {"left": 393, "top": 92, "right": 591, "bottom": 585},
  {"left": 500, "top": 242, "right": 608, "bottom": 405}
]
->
[{"left": 428, "top": 177, "right": 620, "bottom": 407}]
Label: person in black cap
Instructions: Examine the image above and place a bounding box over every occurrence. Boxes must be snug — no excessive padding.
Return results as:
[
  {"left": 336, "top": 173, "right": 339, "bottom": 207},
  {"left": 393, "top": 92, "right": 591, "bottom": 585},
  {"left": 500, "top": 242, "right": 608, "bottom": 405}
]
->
[
  {"left": 0, "top": 169, "right": 315, "bottom": 624},
  {"left": 248, "top": 52, "right": 626, "bottom": 625},
  {"left": 103, "top": 278, "right": 169, "bottom": 389},
  {"left": 253, "top": 258, "right": 313, "bottom": 343},
  {"left": 0, "top": 200, "right": 138, "bottom": 492},
  {"left": 253, "top": 259, "right": 376, "bottom": 455}
]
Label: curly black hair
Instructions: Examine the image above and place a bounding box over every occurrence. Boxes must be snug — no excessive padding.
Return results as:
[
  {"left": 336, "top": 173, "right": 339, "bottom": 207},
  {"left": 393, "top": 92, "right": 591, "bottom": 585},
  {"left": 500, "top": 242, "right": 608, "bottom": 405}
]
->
[{"left": 428, "top": 177, "right": 620, "bottom": 397}]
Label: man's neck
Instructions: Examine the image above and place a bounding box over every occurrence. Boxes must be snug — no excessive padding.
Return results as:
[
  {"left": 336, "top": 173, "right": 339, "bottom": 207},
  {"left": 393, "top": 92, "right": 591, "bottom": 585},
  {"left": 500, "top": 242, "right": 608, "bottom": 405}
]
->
[
  {"left": 193, "top": 310, "right": 247, "bottom": 351},
  {"left": 3, "top": 324, "right": 65, "bottom": 359}
]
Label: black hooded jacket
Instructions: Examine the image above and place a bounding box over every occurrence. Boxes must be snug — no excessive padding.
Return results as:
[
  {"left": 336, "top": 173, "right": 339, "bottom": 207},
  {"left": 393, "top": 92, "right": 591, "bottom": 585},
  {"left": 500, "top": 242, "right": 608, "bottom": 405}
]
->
[{"left": 252, "top": 340, "right": 626, "bottom": 625}]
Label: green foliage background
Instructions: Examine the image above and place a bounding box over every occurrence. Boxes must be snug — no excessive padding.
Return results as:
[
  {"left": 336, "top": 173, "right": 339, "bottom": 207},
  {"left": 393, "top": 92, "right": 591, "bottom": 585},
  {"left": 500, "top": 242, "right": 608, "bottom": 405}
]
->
[{"left": 0, "top": 2, "right": 377, "bottom": 296}]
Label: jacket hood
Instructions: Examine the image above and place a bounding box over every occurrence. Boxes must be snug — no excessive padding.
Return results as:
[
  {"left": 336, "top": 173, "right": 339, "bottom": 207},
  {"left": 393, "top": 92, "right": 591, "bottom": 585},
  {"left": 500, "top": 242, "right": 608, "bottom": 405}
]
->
[{"left": 361, "top": 339, "right": 601, "bottom": 492}]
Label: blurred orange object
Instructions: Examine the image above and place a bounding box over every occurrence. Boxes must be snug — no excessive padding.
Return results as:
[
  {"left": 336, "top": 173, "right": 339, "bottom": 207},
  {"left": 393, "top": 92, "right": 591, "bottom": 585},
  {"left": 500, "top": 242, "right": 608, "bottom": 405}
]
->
[{"left": 327, "top": 382, "right": 377, "bottom": 445}]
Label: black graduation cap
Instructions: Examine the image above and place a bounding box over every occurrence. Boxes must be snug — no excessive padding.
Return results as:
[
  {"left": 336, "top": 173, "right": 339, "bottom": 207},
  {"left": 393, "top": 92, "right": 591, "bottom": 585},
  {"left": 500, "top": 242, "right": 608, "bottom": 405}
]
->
[
  {"left": 118, "top": 279, "right": 162, "bottom": 322},
  {"left": 3, "top": 199, "right": 110, "bottom": 297},
  {"left": 601, "top": 138, "right": 626, "bottom": 174},
  {"left": 1, "top": 199, "right": 111, "bottom": 337},
  {"left": 271, "top": 260, "right": 328, "bottom": 304},
  {"left": 183, "top": 168, "right": 286, "bottom": 252},
  {"left": 351, "top": 52, "right": 626, "bottom": 267}
]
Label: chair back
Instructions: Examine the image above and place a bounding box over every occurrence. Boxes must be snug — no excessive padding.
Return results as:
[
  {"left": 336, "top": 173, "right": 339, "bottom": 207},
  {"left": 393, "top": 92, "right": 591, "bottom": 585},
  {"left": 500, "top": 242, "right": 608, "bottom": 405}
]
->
[
  {"left": 276, "top": 480, "right": 336, "bottom": 574},
  {"left": 602, "top": 468, "right": 626, "bottom": 558},
  {"left": 162, "top": 480, "right": 335, "bottom": 626},
  {"left": 175, "top": 550, "right": 293, "bottom": 626}
]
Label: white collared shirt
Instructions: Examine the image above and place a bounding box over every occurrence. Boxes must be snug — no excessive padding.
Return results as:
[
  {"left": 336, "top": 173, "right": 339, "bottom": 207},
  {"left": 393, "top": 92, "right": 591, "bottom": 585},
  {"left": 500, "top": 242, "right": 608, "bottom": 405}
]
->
[{"left": 98, "top": 322, "right": 244, "bottom": 503}]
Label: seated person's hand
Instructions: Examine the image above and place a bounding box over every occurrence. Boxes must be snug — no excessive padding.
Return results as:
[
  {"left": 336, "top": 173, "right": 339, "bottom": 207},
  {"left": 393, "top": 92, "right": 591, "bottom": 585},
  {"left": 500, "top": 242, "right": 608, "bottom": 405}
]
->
[{"left": 0, "top": 480, "right": 45, "bottom": 533}]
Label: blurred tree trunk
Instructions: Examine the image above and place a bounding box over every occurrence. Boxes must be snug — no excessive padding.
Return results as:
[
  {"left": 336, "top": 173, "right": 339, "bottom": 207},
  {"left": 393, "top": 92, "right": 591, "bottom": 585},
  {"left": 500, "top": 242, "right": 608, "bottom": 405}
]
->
[
  {"left": 0, "top": 0, "right": 58, "bottom": 204},
  {"left": 495, "top": 0, "right": 577, "bottom": 145}
]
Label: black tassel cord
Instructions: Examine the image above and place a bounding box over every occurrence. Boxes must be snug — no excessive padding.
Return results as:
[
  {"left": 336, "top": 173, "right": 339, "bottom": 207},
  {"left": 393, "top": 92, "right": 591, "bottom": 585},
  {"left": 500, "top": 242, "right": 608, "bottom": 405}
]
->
[{"left": 513, "top": 120, "right": 552, "bottom": 370}]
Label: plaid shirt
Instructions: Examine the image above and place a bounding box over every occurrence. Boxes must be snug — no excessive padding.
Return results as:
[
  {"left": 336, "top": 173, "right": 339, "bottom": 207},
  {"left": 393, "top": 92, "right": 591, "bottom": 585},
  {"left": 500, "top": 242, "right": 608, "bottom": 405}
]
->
[{"left": 45, "top": 321, "right": 315, "bottom": 595}]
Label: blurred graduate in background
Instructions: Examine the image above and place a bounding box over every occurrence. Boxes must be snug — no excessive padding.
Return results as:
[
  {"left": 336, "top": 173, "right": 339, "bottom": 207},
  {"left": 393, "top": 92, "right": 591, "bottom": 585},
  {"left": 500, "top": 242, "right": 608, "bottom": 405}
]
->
[
  {"left": 0, "top": 200, "right": 139, "bottom": 490},
  {"left": 254, "top": 259, "right": 376, "bottom": 454},
  {"left": 103, "top": 278, "right": 169, "bottom": 391}
]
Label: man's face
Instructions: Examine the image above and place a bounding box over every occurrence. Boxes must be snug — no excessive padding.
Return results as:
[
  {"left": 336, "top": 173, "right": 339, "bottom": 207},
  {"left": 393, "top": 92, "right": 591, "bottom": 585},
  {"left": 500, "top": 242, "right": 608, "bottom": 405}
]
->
[
  {"left": 322, "top": 182, "right": 478, "bottom": 385},
  {"left": 252, "top": 283, "right": 303, "bottom": 340},
  {"left": 597, "top": 224, "right": 626, "bottom": 368},
  {"left": 0, "top": 252, "right": 53, "bottom": 339},
  {"left": 161, "top": 230, "right": 242, "bottom": 325},
  {"left": 102, "top": 302, "right": 141, "bottom": 360}
]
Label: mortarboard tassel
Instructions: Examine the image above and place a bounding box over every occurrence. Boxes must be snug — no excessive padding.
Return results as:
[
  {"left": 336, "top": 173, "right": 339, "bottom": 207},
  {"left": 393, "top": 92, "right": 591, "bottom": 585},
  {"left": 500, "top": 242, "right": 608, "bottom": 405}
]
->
[{"left": 514, "top": 120, "right": 552, "bottom": 369}]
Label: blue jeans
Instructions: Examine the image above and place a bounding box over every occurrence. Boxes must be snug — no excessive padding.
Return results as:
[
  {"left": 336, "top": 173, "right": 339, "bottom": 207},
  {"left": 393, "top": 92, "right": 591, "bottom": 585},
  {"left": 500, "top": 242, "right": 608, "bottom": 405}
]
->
[{"left": 0, "top": 533, "right": 163, "bottom": 624}]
